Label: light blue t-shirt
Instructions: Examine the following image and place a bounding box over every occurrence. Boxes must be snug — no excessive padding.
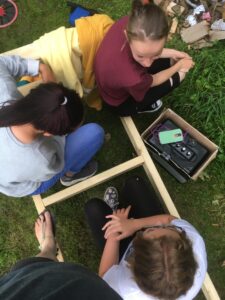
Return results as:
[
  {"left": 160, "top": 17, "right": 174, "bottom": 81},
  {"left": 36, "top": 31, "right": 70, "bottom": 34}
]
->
[{"left": 0, "top": 55, "right": 65, "bottom": 197}]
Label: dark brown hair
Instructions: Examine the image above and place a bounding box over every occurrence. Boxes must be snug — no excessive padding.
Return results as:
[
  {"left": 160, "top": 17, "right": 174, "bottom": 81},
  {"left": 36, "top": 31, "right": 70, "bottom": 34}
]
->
[
  {"left": 0, "top": 82, "right": 84, "bottom": 135},
  {"left": 126, "top": 0, "right": 169, "bottom": 42},
  {"left": 128, "top": 231, "right": 197, "bottom": 299}
]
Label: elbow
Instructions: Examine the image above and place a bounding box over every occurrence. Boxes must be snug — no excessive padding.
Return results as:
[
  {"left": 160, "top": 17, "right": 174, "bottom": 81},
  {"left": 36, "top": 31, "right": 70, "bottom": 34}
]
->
[{"left": 98, "top": 269, "right": 106, "bottom": 278}]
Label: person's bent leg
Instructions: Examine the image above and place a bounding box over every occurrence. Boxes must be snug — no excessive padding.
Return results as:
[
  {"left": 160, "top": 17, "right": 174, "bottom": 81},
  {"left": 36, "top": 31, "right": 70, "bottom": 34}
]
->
[
  {"left": 137, "top": 72, "right": 180, "bottom": 111},
  {"left": 121, "top": 175, "right": 164, "bottom": 219},
  {"left": 85, "top": 198, "right": 133, "bottom": 259},
  {"left": 64, "top": 123, "right": 104, "bottom": 173},
  {"left": 104, "top": 98, "right": 138, "bottom": 117},
  {"left": 147, "top": 58, "right": 171, "bottom": 74},
  {"left": 85, "top": 198, "right": 112, "bottom": 251},
  {"left": 137, "top": 58, "right": 181, "bottom": 111},
  {"left": 31, "top": 123, "right": 104, "bottom": 194}
]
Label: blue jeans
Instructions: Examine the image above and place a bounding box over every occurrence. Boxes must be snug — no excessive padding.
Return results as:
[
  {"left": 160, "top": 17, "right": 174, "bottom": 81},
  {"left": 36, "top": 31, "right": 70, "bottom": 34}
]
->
[{"left": 31, "top": 123, "right": 104, "bottom": 195}]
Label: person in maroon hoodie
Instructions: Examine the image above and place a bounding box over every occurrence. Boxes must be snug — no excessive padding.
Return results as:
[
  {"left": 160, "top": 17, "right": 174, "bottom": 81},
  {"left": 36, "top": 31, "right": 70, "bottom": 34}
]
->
[{"left": 95, "top": 0, "right": 195, "bottom": 116}]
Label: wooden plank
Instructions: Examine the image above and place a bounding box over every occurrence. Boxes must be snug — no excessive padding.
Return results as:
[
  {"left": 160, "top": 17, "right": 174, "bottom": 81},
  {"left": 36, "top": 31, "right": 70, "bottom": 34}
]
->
[
  {"left": 42, "top": 156, "right": 144, "bottom": 207},
  {"left": 32, "top": 194, "right": 46, "bottom": 214},
  {"left": 170, "top": 17, "right": 178, "bottom": 34},
  {"left": 202, "top": 274, "right": 220, "bottom": 300},
  {"left": 120, "top": 116, "right": 220, "bottom": 300}
]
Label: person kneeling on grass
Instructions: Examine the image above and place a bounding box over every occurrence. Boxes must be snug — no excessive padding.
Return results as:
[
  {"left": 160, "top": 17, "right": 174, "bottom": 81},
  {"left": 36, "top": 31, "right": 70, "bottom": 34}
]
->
[
  {"left": 85, "top": 176, "right": 207, "bottom": 300},
  {"left": 0, "top": 55, "right": 104, "bottom": 197},
  {"left": 0, "top": 211, "right": 122, "bottom": 300}
]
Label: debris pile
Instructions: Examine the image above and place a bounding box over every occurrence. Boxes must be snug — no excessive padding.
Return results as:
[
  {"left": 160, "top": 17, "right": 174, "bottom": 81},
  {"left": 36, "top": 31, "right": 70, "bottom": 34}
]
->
[{"left": 157, "top": 0, "right": 225, "bottom": 48}]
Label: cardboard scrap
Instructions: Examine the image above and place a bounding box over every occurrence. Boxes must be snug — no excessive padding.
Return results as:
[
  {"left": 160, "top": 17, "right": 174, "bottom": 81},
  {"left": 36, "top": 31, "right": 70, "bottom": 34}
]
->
[
  {"left": 167, "top": 1, "right": 185, "bottom": 17},
  {"left": 170, "top": 17, "right": 179, "bottom": 33},
  {"left": 158, "top": 0, "right": 225, "bottom": 46},
  {"left": 209, "top": 30, "right": 225, "bottom": 41},
  {"left": 181, "top": 21, "right": 209, "bottom": 43}
]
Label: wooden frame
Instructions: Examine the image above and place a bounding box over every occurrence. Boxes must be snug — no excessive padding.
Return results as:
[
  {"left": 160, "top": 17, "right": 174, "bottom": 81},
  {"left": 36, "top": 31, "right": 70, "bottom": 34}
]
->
[{"left": 32, "top": 115, "right": 220, "bottom": 300}]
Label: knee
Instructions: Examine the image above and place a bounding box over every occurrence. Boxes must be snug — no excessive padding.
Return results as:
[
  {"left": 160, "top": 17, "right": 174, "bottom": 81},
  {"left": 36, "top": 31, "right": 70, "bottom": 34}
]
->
[
  {"left": 85, "top": 123, "right": 105, "bottom": 144},
  {"left": 85, "top": 198, "right": 103, "bottom": 217},
  {"left": 124, "top": 175, "right": 144, "bottom": 187}
]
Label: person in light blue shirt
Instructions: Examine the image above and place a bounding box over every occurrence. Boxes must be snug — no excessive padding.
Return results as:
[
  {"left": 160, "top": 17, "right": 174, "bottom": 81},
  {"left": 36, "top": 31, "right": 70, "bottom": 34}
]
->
[{"left": 0, "top": 55, "right": 104, "bottom": 197}]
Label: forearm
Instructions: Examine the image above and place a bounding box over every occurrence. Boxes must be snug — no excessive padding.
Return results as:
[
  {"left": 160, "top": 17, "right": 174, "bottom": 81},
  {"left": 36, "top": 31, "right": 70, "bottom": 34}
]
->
[
  {"left": 151, "top": 63, "right": 180, "bottom": 87},
  {"left": 98, "top": 239, "right": 120, "bottom": 277},
  {"left": 160, "top": 48, "right": 190, "bottom": 59},
  {"left": 160, "top": 48, "right": 176, "bottom": 58},
  {"left": 0, "top": 55, "right": 39, "bottom": 78},
  {"left": 132, "top": 214, "right": 176, "bottom": 231},
  {"left": 39, "top": 62, "right": 56, "bottom": 82}
]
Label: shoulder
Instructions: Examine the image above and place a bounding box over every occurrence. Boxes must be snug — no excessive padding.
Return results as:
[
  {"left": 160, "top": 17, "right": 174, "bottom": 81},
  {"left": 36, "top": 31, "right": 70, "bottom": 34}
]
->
[
  {"left": 103, "top": 264, "right": 155, "bottom": 300},
  {"left": 172, "top": 219, "right": 204, "bottom": 239},
  {"left": 172, "top": 219, "right": 207, "bottom": 300},
  {"left": 115, "top": 15, "right": 129, "bottom": 27},
  {"left": 171, "top": 219, "right": 206, "bottom": 253}
]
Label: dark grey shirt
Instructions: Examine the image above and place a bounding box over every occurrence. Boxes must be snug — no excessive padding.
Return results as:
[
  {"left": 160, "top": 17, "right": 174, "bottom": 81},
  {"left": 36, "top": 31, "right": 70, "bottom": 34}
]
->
[{"left": 0, "top": 260, "right": 122, "bottom": 300}]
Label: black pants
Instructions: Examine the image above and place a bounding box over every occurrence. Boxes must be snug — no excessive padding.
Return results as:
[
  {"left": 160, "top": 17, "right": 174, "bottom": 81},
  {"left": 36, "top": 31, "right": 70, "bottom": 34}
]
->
[
  {"left": 105, "top": 58, "right": 180, "bottom": 116},
  {"left": 85, "top": 176, "right": 164, "bottom": 259}
]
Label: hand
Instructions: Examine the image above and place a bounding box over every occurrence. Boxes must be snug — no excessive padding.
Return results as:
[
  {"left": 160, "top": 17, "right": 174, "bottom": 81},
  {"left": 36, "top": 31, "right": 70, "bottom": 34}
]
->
[
  {"left": 39, "top": 63, "right": 56, "bottom": 83},
  {"left": 177, "top": 58, "right": 195, "bottom": 73},
  {"left": 102, "top": 206, "right": 138, "bottom": 240},
  {"left": 113, "top": 206, "right": 131, "bottom": 219}
]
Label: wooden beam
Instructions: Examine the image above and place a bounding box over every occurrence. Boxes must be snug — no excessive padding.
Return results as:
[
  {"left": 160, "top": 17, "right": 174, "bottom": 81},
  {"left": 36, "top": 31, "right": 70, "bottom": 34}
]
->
[
  {"left": 202, "top": 274, "right": 220, "bottom": 300},
  {"left": 42, "top": 156, "right": 144, "bottom": 207},
  {"left": 32, "top": 194, "right": 46, "bottom": 214}
]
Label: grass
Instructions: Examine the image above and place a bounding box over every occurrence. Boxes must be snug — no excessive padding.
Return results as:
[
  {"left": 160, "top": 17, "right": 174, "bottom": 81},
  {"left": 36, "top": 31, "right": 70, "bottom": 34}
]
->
[{"left": 0, "top": 0, "right": 225, "bottom": 299}]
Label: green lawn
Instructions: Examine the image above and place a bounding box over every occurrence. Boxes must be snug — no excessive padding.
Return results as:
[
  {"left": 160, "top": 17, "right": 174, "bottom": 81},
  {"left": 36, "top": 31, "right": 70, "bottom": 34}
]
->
[{"left": 0, "top": 1, "right": 225, "bottom": 299}]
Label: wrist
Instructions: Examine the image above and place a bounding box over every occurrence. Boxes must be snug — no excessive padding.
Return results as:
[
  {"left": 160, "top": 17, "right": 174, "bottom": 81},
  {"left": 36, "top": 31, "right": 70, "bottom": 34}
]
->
[
  {"left": 133, "top": 218, "right": 143, "bottom": 232},
  {"left": 106, "top": 236, "right": 120, "bottom": 244},
  {"left": 174, "top": 61, "right": 182, "bottom": 72}
]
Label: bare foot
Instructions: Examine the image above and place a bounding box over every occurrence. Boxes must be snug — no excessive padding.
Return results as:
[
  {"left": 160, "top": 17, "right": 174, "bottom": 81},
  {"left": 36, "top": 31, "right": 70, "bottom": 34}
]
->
[{"left": 35, "top": 210, "right": 57, "bottom": 260}]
